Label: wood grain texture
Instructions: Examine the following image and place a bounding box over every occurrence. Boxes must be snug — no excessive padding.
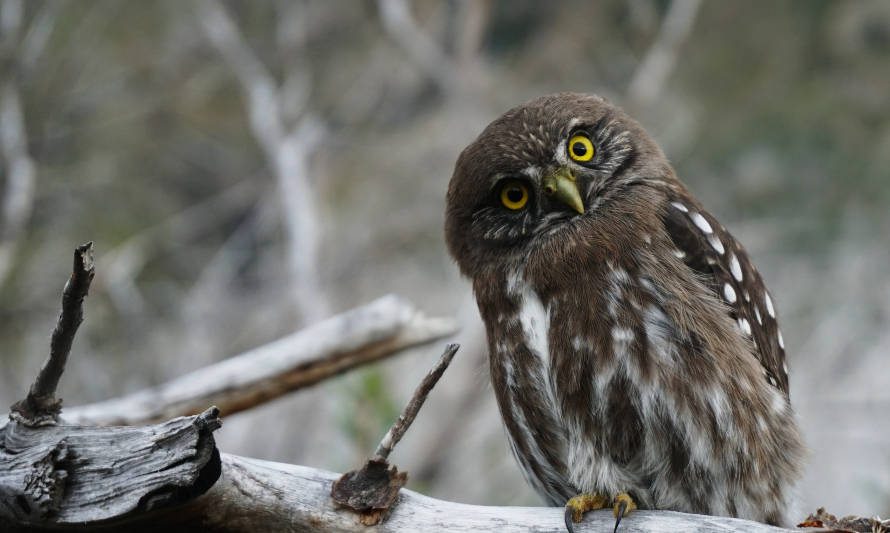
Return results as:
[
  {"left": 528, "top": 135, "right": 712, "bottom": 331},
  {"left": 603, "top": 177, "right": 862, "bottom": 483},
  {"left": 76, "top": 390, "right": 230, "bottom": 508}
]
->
[
  {"left": 0, "top": 408, "right": 220, "bottom": 527},
  {"left": 0, "top": 449, "right": 855, "bottom": 533},
  {"left": 84, "top": 454, "right": 807, "bottom": 533}
]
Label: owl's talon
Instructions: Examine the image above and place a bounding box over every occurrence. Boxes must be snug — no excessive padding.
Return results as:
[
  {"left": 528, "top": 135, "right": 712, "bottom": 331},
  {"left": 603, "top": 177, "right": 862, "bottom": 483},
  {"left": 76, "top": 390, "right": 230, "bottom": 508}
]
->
[
  {"left": 564, "top": 493, "right": 609, "bottom": 532},
  {"left": 611, "top": 493, "right": 637, "bottom": 533},
  {"left": 564, "top": 506, "right": 576, "bottom": 533}
]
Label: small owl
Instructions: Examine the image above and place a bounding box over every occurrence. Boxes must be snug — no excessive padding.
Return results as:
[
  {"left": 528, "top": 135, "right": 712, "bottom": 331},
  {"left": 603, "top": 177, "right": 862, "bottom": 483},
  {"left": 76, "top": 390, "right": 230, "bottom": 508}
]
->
[{"left": 444, "top": 93, "right": 804, "bottom": 529}]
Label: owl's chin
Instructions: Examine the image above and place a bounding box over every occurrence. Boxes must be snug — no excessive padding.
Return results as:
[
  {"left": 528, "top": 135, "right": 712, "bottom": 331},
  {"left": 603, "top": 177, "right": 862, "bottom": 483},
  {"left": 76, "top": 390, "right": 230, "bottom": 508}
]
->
[{"left": 531, "top": 211, "right": 585, "bottom": 242}]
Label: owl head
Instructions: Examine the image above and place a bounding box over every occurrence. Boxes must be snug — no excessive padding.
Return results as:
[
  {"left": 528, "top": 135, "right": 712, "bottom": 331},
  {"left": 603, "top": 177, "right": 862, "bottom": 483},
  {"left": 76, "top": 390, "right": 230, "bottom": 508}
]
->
[{"left": 445, "top": 93, "right": 671, "bottom": 278}]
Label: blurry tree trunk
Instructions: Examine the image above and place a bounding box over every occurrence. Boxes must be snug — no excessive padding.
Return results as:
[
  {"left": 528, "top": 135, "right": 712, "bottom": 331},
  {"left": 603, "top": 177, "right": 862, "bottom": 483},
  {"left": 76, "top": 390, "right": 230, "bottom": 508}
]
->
[
  {"left": 0, "top": 0, "right": 41, "bottom": 289},
  {"left": 196, "top": 0, "right": 326, "bottom": 324}
]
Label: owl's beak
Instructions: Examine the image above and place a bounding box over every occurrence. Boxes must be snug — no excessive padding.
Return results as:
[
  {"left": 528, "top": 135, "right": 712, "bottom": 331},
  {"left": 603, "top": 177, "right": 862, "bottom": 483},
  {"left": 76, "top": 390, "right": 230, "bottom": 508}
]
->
[{"left": 543, "top": 167, "right": 585, "bottom": 214}]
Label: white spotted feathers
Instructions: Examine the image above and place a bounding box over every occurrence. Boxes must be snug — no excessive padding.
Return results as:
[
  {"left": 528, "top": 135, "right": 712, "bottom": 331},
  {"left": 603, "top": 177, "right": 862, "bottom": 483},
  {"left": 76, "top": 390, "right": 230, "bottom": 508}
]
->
[{"left": 666, "top": 199, "right": 789, "bottom": 393}]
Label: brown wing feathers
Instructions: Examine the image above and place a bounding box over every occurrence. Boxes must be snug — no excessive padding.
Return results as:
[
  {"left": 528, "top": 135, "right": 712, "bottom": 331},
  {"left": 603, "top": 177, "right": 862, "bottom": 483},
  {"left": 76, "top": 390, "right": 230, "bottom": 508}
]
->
[{"left": 660, "top": 191, "right": 790, "bottom": 394}]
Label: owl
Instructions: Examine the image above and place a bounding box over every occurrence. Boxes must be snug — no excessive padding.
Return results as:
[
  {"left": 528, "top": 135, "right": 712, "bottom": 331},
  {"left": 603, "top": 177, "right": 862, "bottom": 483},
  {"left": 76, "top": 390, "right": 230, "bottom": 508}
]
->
[{"left": 444, "top": 93, "right": 804, "bottom": 531}]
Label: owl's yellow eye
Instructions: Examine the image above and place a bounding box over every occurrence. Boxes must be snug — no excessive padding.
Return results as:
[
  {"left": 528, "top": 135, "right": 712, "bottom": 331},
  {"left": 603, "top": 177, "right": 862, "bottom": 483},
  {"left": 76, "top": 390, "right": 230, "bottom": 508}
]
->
[
  {"left": 568, "top": 134, "right": 594, "bottom": 162},
  {"left": 500, "top": 181, "right": 529, "bottom": 210}
]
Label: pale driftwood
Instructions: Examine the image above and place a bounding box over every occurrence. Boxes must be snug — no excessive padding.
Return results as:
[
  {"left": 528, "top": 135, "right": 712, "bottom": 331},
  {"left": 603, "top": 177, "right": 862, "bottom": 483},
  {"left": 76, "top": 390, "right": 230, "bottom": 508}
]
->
[
  {"left": 57, "top": 295, "right": 456, "bottom": 426},
  {"left": 78, "top": 453, "right": 802, "bottom": 533},
  {"left": 0, "top": 448, "right": 864, "bottom": 533},
  {"left": 0, "top": 408, "right": 221, "bottom": 528}
]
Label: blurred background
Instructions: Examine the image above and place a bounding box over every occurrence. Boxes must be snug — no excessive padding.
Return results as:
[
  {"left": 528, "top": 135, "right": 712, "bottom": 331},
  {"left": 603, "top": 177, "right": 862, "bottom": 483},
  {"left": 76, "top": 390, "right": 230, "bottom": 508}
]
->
[{"left": 1, "top": 0, "right": 888, "bottom": 519}]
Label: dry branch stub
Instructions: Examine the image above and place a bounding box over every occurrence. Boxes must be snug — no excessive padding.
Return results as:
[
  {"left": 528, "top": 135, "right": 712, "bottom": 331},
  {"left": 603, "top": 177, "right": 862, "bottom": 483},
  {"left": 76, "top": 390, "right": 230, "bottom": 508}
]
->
[
  {"left": 331, "top": 343, "right": 460, "bottom": 526},
  {"left": 1, "top": 242, "right": 223, "bottom": 530},
  {"left": 10, "top": 242, "right": 95, "bottom": 426}
]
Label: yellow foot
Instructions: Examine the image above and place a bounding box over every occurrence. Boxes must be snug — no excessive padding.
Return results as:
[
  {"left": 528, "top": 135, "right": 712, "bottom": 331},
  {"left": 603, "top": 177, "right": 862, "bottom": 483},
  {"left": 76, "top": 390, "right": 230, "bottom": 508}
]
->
[
  {"left": 564, "top": 493, "right": 609, "bottom": 532},
  {"left": 611, "top": 493, "right": 637, "bottom": 533}
]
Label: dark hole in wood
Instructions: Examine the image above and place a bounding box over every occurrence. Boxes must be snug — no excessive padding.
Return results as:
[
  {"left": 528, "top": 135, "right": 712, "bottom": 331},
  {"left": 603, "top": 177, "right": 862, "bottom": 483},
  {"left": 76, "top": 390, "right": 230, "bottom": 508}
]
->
[{"left": 15, "top": 495, "right": 30, "bottom": 515}]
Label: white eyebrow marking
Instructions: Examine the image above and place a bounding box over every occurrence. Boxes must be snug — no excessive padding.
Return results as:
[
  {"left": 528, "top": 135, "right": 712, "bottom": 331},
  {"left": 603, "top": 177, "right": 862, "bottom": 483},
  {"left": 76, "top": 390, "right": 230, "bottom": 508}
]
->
[
  {"left": 567, "top": 117, "right": 581, "bottom": 130},
  {"left": 521, "top": 166, "right": 542, "bottom": 179},
  {"left": 553, "top": 139, "right": 568, "bottom": 166}
]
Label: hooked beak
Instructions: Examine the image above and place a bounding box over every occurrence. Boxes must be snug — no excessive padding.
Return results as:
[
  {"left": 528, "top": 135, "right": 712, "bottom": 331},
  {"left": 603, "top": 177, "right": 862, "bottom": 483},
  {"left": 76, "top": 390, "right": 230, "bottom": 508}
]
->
[{"left": 542, "top": 167, "right": 584, "bottom": 214}]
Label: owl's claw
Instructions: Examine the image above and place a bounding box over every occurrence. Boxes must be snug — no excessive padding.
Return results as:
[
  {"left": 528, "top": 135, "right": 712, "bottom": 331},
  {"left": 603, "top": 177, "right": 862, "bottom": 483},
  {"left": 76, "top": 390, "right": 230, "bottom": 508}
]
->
[
  {"left": 564, "top": 493, "right": 609, "bottom": 532},
  {"left": 611, "top": 492, "right": 637, "bottom": 533},
  {"left": 564, "top": 506, "right": 576, "bottom": 533}
]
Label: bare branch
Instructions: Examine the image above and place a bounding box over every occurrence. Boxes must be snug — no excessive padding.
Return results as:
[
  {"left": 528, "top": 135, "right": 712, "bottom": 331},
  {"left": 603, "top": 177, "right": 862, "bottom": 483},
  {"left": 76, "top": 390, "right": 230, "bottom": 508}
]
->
[
  {"left": 627, "top": 0, "right": 703, "bottom": 106},
  {"left": 330, "top": 343, "right": 459, "bottom": 526},
  {"left": 374, "top": 343, "right": 459, "bottom": 460},
  {"left": 57, "top": 295, "right": 457, "bottom": 426},
  {"left": 10, "top": 243, "right": 95, "bottom": 427}
]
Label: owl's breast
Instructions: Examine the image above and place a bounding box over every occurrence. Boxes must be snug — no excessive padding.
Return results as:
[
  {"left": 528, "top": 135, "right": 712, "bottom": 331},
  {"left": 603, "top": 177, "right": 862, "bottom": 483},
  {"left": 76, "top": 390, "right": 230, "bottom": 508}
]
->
[
  {"left": 479, "top": 267, "right": 579, "bottom": 504},
  {"left": 492, "top": 264, "right": 655, "bottom": 502}
]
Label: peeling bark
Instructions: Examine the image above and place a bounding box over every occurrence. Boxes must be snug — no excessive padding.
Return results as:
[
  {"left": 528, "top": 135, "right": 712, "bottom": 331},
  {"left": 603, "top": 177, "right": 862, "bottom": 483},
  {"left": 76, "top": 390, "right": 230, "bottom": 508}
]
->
[{"left": 0, "top": 408, "right": 221, "bottom": 527}]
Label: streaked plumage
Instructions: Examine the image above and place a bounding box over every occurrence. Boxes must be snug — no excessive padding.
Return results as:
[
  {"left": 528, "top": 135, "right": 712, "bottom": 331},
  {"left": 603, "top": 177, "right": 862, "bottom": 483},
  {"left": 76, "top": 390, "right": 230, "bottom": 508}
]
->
[{"left": 445, "top": 93, "right": 804, "bottom": 525}]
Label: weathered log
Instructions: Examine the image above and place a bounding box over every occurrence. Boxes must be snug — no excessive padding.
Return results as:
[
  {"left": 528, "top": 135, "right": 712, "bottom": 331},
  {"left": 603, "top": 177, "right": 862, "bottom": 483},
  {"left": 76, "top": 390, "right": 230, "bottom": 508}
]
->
[
  {"left": 46, "top": 295, "right": 455, "bottom": 427},
  {"left": 3, "top": 449, "right": 874, "bottom": 533},
  {"left": 0, "top": 407, "right": 221, "bottom": 528},
  {"left": 32, "top": 453, "right": 803, "bottom": 533}
]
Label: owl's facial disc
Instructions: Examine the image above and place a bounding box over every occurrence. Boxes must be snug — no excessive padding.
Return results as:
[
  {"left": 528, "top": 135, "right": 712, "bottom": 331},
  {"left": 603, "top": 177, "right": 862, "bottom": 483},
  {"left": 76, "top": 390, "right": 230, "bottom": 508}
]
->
[{"left": 542, "top": 167, "right": 584, "bottom": 214}]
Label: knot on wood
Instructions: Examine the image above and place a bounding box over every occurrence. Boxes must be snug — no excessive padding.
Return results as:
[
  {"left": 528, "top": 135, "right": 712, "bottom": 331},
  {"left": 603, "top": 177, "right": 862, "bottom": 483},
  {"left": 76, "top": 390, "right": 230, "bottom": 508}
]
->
[
  {"left": 330, "top": 458, "right": 407, "bottom": 526},
  {"left": 1, "top": 439, "right": 71, "bottom": 521},
  {"left": 9, "top": 394, "right": 63, "bottom": 428}
]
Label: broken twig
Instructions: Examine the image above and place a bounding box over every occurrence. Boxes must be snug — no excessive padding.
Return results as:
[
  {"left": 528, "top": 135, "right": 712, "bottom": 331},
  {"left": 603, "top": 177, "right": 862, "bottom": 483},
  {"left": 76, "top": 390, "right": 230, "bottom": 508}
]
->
[
  {"left": 10, "top": 242, "right": 95, "bottom": 426},
  {"left": 331, "top": 343, "right": 460, "bottom": 525},
  {"left": 373, "top": 343, "right": 460, "bottom": 461}
]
